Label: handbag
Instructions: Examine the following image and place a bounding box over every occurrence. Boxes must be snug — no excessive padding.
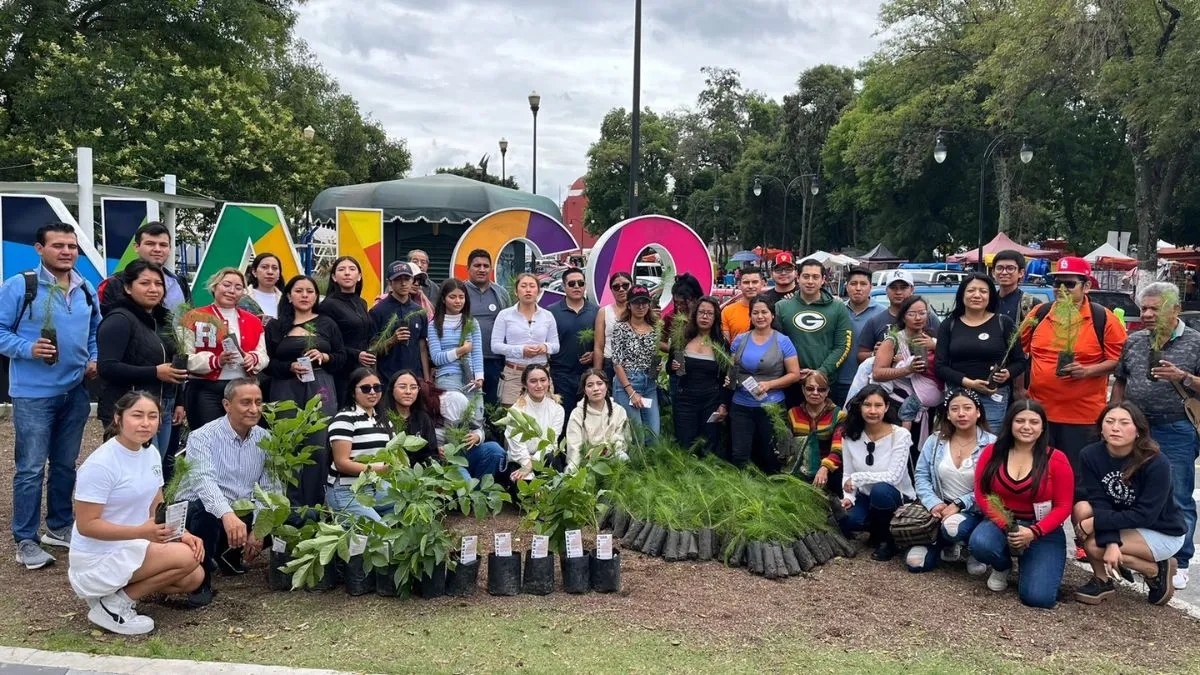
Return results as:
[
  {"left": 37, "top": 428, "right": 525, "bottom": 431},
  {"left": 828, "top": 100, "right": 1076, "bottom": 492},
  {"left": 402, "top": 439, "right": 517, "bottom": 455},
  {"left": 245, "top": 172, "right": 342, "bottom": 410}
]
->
[
  {"left": 889, "top": 502, "right": 940, "bottom": 548},
  {"left": 1169, "top": 380, "right": 1200, "bottom": 435}
]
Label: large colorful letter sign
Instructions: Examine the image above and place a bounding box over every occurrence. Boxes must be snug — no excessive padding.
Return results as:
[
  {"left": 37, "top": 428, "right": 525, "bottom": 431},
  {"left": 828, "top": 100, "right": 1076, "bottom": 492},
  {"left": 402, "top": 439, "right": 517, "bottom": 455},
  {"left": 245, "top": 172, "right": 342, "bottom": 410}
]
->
[
  {"left": 587, "top": 215, "right": 714, "bottom": 309},
  {"left": 190, "top": 203, "right": 302, "bottom": 305},
  {"left": 0, "top": 194, "right": 106, "bottom": 286},
  {"left": 336, "top": 207, "right": 384, "bottom": 305},
  {"left": 450, "top": 208, "right": 578, "bottom": 307},
  {"left": 101, "top": 197, "right": 158, "bottom": 275}
]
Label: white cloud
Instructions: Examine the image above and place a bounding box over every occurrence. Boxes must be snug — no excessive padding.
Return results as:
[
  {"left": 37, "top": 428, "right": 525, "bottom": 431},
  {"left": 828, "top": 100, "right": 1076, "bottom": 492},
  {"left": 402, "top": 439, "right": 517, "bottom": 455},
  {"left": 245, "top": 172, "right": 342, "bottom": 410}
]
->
[{"left": 295, "top": 0, "right": 883, "bottom": 203}]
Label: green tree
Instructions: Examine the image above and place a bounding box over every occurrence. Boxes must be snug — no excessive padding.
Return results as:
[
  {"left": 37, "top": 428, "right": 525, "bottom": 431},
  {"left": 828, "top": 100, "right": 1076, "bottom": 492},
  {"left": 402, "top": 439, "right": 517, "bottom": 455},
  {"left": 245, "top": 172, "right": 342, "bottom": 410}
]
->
[{"left": 582, "top": 108, "right": 679, "bottom": 234}]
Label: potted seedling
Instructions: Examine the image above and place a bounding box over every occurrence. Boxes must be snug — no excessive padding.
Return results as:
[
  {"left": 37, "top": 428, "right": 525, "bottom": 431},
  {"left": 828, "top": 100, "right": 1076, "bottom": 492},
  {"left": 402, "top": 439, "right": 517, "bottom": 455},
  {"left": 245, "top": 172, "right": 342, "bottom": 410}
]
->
[
  {"left": 1051, "top": 287, "right": 1083, "bottom": 376},
  {"left": 987, "top": 313, "right": 1041, "bottom": 390},
  {"left": 458, "top": 317, "right": 478, "bottom": 386},
  {"left": 1148, "top": 289, "right": 1180, "bottom": 380},
  {"left": 258, "top": 395, "right": 331, "bottom": 490},
  {"left": 168, "top": 303, "right": 225, "bottom": 371},
  {"left": 668, "top": 312, "right": 688, "bottom": 377},
  {"left": 398, "top": 307, "right": 426, "bottom": 345},
  {"left": 39, "top": 285, "right": 64, "bottom": 366},
  {"left": 153, "top": 453, "right": 195, "bottom": 541},
  {"left": 233, "top": 485, "right": 313, "bottom": 591},
  {"left": 297, "top": 321, "right": 320, "bottom": 382},
  {"left": 368, "top": 314, "right": 400, "bottom": 357}
]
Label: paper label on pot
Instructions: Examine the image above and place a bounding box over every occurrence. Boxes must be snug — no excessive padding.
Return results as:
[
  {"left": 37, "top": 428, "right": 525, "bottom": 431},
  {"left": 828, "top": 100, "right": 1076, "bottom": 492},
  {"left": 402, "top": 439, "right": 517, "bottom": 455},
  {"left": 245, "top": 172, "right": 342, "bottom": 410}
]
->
[
  {"left": 596, "top": 534, "right": 613, "bottom": 560},
  {"left": 164, "top": 501, "right": 187, "bottom": 541},
  {"left": 531, "top": 535, "right": 549, "bottom": 559},
  {"left": 706, "top": 411, "right": 721, "bottom": 424},
  {"left": 494, "top": 532, "right": 512, "bottom": 557},
  {"left": 565, "top": 529, "right": 584, "bottom": 558},
  {"left": 461, "top": 535, "right": 477, "bottom": 564},
  {"left": 349, "top": 534, "right": 367, "bottom": 557},
  {"left": 296, "top": 356, "right": 316, "bottom": 382},
  {"left": 272, "top": 537, "right": 286, "bottom": 553}
]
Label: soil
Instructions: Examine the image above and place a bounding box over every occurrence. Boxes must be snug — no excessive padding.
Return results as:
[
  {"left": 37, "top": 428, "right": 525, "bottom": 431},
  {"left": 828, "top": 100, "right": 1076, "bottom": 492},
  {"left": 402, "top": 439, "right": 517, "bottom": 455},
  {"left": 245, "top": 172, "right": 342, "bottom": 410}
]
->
[{"left": 0, "top": 420, "right": 1198, "bottom": 670}]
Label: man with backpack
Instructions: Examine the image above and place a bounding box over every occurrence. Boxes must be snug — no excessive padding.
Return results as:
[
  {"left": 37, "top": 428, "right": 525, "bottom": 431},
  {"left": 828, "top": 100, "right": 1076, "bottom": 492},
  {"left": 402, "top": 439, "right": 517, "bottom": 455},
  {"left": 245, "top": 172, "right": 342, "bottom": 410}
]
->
[
  {"left": 1020, "top": 256, "right": 1127, "bottom": 471},
  {"left": 0, "top": 223, "right": 101, "bottom": 570},
  {"left": 97, "top": 221, "right": 191, "bottom": 314}
]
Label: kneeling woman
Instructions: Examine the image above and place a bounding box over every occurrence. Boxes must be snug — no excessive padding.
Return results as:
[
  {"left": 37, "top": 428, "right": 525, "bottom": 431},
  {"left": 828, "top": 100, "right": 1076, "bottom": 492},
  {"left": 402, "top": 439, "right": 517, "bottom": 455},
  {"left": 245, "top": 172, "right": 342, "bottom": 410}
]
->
[
  {"left": 907, "top": 388, "right": 995, "bottom": 574},
  {"left": 327, "top": 368, "right": 395, "bottom": 523},
  {"left": 839, "top": 384, "right": 914, "bottom": 561},
  {"left": 69, "top": 392, "right": 205, "bottom": 636},
  {"left": 565, "top": 368, "right": 630, "bottom": 472},
  {"left": 506, "top": 364, "right": 565, "bottom": 479},
  {"left": 1073, "top": 402, "right": 1186, "bottom": 606},
  {"left": 970, "top": 400, "right": 1074, "bottom": 609}
]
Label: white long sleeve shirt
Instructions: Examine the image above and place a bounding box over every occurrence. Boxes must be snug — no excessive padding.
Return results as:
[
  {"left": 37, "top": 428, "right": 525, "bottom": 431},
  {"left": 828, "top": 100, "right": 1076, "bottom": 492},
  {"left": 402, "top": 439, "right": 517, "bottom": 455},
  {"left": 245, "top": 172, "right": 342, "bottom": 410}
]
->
[
  {"left": 841, "top": 425, "right": 915, "bottom": 503},
  {"left": 505, "top": 395, "right": 564, "bottom": 470},
  {"left": 564, "top": 399, "right": 630, "bottom": 472},
  {"left": 490, "top": 305, "right": 560, "bottom": 367}
]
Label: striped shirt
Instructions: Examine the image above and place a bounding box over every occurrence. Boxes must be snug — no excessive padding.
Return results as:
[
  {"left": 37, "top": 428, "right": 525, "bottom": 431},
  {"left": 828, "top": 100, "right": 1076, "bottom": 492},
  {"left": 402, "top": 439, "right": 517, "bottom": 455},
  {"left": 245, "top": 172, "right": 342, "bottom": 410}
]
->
[
  {"left": 174, "top": 416, "right": 274, "bottom": 518},
  {"left": 327, "top": 406, "right": 392, "bottom": 485}
]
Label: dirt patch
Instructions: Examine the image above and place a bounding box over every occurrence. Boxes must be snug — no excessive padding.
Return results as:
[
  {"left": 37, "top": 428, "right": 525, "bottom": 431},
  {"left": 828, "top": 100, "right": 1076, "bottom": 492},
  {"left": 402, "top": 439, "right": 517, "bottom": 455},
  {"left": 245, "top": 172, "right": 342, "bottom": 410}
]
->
[{"left": 0, "top": 420, "right": 1197, "bottom": 670}]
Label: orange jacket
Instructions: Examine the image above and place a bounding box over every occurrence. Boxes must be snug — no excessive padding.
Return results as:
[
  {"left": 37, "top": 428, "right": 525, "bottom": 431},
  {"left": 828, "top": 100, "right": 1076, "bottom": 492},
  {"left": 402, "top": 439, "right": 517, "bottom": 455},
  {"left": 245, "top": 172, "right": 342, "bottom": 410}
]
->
[{"left": 1020, "top": 299, "right": 1126, "bottom": 424}]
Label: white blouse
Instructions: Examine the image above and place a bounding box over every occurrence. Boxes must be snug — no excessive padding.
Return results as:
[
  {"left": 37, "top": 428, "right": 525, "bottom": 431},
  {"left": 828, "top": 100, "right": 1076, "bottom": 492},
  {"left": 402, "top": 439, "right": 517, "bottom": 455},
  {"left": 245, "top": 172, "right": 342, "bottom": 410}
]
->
[{"left": 841, "top": 425, "right": 915, "bottom": 503}]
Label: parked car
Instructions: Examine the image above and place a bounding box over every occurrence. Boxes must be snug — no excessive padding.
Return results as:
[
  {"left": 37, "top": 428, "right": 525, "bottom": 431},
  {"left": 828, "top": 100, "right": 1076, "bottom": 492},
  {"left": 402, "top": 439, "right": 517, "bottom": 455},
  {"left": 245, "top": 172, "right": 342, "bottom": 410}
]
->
[
  {"left": 870, "top": 284, "right": 1057, "bottom": 319},
  {"left": 1087, "top": 290, "right": 1144, "bottom": 332}
]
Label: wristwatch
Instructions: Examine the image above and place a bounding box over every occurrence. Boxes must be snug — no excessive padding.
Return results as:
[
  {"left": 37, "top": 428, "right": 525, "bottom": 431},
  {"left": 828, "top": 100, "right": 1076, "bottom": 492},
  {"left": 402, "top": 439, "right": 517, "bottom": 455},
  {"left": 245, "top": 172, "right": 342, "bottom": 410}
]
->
[
  {"left": 953, "top": 498, "right": 966, "bottom": 510},
  {"left": 1184, "top": 374, "right": 1195, "bottom": 389}
]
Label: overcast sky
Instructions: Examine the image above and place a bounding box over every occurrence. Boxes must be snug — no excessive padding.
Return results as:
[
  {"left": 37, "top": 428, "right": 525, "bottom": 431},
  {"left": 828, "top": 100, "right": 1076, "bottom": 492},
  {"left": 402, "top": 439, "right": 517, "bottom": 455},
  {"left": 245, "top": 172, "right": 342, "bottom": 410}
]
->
[{"left": 294, "top": 0, "right": 883, "bottom": 204}]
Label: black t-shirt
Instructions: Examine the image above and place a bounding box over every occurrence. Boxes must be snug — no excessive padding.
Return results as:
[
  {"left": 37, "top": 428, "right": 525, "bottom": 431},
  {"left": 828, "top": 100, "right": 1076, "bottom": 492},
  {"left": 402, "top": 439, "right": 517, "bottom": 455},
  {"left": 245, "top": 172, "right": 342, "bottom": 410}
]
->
[
  {"left": 760, "top": 285, "right": 797, "bottom": 310},
  {"left": 933, "top": 314, "right": 1026, "bottom": 386}
]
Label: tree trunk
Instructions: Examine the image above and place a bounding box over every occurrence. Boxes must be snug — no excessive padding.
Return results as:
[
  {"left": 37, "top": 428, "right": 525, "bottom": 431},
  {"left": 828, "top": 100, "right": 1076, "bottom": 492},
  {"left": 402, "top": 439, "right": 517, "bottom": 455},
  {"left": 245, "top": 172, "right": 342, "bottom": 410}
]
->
[
  {"left": 1129, "top": 129, "right": 1186, "bottom": 277},
  {"left": 992, "top": 154, "right": 1012, "bottom": 235}
]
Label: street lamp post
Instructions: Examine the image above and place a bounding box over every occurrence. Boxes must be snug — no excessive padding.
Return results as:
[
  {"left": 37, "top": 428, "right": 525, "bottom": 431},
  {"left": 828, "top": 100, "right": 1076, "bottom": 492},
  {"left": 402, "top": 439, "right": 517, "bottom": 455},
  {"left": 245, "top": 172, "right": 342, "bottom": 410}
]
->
[
  {"left": 528, "top": 91, "right": 541, "bottom": 194},
  {"left": 933, "top": 130, "right": 1034, "bottom": 268},
  {"left": 753, "top": 173, "right": 820, "bottom": 255},
  {"left": 499, "top": 137, "right": 508, "bottom": 184},
  {"left": 629, "top": 0, "right": 643, "bottom": 218}
]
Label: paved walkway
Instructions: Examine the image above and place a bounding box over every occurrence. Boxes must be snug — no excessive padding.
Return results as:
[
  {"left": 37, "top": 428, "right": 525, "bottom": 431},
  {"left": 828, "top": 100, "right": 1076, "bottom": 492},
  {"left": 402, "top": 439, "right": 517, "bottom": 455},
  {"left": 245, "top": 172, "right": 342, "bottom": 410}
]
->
[{"left": 0, "top": 647, "right": 362, "bottom": 675}]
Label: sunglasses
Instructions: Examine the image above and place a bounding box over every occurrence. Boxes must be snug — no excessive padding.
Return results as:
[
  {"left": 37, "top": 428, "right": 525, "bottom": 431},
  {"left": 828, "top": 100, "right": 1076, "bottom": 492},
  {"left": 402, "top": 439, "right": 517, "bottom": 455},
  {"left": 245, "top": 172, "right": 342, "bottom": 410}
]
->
[
  {"left": 1056, "top": 279, "right": 1080, "bottom": 290},
  {"left": 804, "top": 386, "right": 829, "bottom": 393},
  {"left": 566, "top": 280, "right": 586, "bottom": 289},
  {"left": 611, "top": 283, "right": 631, "bottom": 291},
  {"left": 865, "top": 441, "right": 876, "bottom": 466},
  {"left": 358, "top": 383, "right": 385, "bottom": 394}
]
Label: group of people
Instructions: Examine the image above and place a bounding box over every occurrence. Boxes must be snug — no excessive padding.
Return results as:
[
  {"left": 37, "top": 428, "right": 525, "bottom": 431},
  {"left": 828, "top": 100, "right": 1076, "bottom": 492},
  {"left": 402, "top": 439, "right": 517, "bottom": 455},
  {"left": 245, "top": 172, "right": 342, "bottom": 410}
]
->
[{"left": 3, "top": 221, "right": 1198, "bottom": 632}]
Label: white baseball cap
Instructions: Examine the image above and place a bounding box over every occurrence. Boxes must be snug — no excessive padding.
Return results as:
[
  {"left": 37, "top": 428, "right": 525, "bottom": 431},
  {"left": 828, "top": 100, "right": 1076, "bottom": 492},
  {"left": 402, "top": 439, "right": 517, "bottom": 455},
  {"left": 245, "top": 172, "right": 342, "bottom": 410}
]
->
[{"left": 883, "top": 269, "right": 915, "bottom": 288}]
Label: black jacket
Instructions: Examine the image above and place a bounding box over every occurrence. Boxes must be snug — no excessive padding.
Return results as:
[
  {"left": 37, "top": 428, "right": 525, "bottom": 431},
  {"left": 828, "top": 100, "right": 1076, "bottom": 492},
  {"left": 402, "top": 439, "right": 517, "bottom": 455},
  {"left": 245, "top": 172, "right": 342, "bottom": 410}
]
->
[
  {"left": 96, "top": 296, "right": 178, "bottom": 423},
  {"left": 98, "top": 267, "right": 192, "bottom": 316},
  {"left": 263, "top": 313, "right": 347, "bottom": 381},
  {"left": 319, "top": 291, "right": 374, "bottom": 368}
]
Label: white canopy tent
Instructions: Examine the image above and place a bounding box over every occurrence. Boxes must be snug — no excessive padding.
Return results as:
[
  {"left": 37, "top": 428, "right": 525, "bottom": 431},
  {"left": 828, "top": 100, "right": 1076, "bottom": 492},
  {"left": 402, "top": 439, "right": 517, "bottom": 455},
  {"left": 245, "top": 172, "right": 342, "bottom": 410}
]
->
[
  {"left": 1083, "top": 242, "right": 1133, "bottom": 262},
  {"left": 808, "top": 250, "right": 860, "bottom": 267}
]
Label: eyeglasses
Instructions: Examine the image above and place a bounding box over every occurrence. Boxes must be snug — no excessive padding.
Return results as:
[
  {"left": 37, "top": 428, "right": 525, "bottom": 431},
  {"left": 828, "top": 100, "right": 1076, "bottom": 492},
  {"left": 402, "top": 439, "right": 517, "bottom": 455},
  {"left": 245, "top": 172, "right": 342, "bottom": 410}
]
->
[
  {"left": 905, "top": 311, "right": 928, "bottom": 319},
  {"left": 566, "top": 280, "right": 586, "bottom": 289},
  {"left": 993, "top": 265, "right": 1020, "bottom": 273},
  {"left": 610, "top": 283, "right": 631, "bottom": 291},
  {"left": 804, "top": 386, "right": 829, "bottom": 393},
  {"left": 358, "top": 384, "right": 385, "bottom": 394},
  {"left": 1056, "top": 279, "right": 1080, "bottom": 290},
  {"left": 865, "top": 441, "right": 876, "bottom": 466},
  {"left": 696, "top": 310, "right": 715, "bottom": 318},
  {"left": 218, "top": 281, "right": 245, "bottom": 292}
]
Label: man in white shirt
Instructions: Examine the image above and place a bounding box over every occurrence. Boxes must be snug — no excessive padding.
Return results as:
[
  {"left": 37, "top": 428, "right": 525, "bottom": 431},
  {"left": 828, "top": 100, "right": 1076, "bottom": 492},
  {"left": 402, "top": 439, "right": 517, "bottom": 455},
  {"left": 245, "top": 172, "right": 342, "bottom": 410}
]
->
[{"left": 176, "top": 378, "right": 275, "bottom": 607}]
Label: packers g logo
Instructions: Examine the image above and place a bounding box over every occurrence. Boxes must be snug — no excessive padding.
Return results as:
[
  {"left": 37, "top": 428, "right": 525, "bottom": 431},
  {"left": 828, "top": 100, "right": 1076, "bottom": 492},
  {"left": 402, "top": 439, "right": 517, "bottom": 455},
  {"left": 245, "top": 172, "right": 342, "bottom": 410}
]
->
[{"left": 792, "top": 311, "right": 827, "bottom": 332}]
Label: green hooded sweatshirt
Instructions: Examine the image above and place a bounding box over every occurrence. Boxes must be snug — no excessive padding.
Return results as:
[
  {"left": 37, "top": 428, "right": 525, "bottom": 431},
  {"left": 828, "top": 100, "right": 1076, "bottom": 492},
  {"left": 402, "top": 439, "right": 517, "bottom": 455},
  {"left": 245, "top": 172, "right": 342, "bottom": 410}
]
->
[{"left": 774, "top": 288, "right": 853, "bottom": 379}]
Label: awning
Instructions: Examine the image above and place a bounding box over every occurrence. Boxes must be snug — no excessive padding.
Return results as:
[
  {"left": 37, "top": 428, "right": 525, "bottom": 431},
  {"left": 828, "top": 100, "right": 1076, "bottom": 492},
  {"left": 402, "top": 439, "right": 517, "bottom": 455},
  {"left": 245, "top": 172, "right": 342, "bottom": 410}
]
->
[{"left": 310, "top": 173, "right": 561, "bottom": 224}]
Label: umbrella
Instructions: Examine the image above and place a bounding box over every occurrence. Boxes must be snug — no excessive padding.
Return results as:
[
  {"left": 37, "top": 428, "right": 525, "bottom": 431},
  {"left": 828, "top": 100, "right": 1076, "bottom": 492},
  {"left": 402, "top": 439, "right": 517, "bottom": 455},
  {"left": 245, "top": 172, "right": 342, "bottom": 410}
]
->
[{"left": 729, "top": 251, "right": 761, "bottom": 263}]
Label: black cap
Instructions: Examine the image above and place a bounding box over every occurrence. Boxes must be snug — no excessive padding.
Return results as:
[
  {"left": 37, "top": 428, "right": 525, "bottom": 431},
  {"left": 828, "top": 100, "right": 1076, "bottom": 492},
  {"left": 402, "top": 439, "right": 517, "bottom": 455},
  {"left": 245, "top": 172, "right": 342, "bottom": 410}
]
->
[{"left": 628, "top": 285, "right": 652, "bottom": 303}]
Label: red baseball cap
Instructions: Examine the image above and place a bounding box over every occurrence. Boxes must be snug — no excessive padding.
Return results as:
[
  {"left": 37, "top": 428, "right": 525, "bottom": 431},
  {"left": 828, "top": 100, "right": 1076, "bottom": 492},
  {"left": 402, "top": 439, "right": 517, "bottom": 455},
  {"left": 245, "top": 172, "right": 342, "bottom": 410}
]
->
[
  {"left": 773, "top": 251, "right": 795, "bottom": 268},
  {"left": 1047, "top": 256, "right": 1092, "bottom": 279}
]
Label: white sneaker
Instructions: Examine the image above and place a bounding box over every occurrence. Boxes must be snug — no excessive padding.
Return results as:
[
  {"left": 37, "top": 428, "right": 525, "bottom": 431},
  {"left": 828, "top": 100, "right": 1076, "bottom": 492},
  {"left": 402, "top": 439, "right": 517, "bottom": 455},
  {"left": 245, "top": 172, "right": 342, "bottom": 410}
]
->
[
  {"left": 88, "top": 594, "right": 154, "bottom": 636},
  {"left": 966, "top": 556, "right": 988, "bottom": 576},
  {"left": 987, "top": 568, "right": 1010, "bottom": 592},
  {"left": 940, "top": 543, "right": 964, "bottom": 563},
  {"left": 1174, "top": 568, "right": 1189, "bottom": 590}
]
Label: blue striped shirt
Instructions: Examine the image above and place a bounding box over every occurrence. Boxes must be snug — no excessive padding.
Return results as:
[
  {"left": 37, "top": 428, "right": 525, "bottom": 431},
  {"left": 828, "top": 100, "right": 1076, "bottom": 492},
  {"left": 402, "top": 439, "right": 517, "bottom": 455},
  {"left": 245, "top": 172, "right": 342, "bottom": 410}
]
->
[
  {"left": 175, "top": 416, "right": 274, "bottom": 518},
  {"left": 428, "top": 314, "right": 483, "bottom": 384}
]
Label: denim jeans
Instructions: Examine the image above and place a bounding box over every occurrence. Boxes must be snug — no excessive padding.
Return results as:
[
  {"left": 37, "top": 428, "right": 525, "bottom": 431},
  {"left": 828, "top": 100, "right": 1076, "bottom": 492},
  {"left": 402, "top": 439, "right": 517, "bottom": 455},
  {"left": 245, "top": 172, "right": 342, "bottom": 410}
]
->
[
  {"left": 327, "top": 483, "right": 395, "bottom": 524},
  {"left": 11, "top": 383, "right": 90, "bottom": 542},
  {"left": 969, "top": 519, "right": 1066, "bottom": 609},
  {"left": 840, "top": 483, "right": 904, "bottom": 535},
  {"left": 1152, "top": 420, "right": 1199, "bottom": 568},
  {"left": 614, "top": 369, "right": 659, "bottom": 437},
  {"left": 459, "top": 441, "right": 507, "bottom": 483},
  {"left": 980, "top": 388, "right": 1009, "bottom": 432},
  {"left": 154, "top": 395, "right": 175, "bottom": 464},
  {"left": 482, "top": 357, "right": 504, "bottom": 407},
  {"left": 906, "top": 510, "right": 983, "bottom": 572}
]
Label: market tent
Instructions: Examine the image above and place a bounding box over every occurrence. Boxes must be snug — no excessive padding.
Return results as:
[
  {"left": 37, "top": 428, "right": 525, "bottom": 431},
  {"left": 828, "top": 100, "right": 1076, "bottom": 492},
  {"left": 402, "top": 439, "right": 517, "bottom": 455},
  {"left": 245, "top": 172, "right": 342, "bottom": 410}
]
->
[
  {"left": 859, "top": 243, "right": 901, "bottom": 261},
  {"left": 729, "top": 250, "right": 761, "bottom": 262},
  {"left": 808, "top": 250, "right": 860, "bottom": 267},
  {"left": 310, "top": 173, "right": 561, "bottom": 224},
  {"left": 946, "top": 232, "right": 1057, "bottom": 264},
  {"left": 1083, "top": 242, "right": 1133, "bottom": 262}
]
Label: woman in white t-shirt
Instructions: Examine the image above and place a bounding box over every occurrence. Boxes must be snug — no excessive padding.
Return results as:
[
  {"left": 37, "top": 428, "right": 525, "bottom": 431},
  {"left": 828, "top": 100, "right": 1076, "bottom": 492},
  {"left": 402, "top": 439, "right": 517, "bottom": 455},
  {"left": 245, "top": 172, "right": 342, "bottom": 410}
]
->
[
  {"left": 69, "top": 392, "right": 205, "bottom": 636},
  {"left": 240, "top": 252, "right": 284, "bottom": 320}
]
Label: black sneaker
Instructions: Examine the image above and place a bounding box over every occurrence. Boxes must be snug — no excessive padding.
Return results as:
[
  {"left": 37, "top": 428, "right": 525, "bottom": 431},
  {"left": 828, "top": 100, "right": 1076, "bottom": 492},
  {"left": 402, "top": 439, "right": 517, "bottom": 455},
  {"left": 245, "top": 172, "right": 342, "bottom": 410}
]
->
[
  {"left": 186, "top": 583, "right": 214, "bottom": 608},
  {"left": 871, "top": 540, "right": 897, "bottom": 562},
  {"left": 1148, "top": 558, "right": 1177, "bottom": 606},
  {"left": 1074, "top": 577, "right": 1116, "bottom": 605}
]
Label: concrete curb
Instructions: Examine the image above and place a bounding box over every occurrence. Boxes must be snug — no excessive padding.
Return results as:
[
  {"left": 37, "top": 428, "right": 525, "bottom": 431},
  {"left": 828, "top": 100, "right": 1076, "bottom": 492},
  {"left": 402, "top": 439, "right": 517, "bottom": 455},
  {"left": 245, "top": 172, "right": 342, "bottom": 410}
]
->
[{"left": 0, "top": 646, "right": 369, "bottom": 674}]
